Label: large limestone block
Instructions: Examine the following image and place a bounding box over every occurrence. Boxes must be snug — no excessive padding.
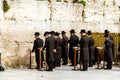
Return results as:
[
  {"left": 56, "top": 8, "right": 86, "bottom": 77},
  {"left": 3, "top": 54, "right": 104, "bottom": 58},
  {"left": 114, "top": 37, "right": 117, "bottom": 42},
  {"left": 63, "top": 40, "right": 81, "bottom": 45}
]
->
[
  {"left": 114, "top": 0, "right": 120, "bottom": 6},
  {"left": 93, "top": 0, "right": 105, "bottom": 6},
  {"left": 86, "top": 0, "right": 93, "bottom": 5},
  {"left": 18, "top": 43, "right": 33, "bottom": 66},
  {"left": 104, "top": 6, "right": 119, "bottom": 23},
  {"left": 105, "top": 0, "right": 114, "bottom": 6},
  {"left": 85, "top": 4, "right": 104, "bottom": 22},
  {"left": 51, "top": 3, "right": 83, "bottom": 21},
  {"left": 5, "top": 1, "right": 50, "bottom": 21},
  {"left": 94, "top": 22, "right": 119, "bottom": 33},
  {"left": 0, "top": 0, "right": 3, "bottom": 20},
  {"left": 3, "top": 1, "right": 50, "bottom": 42}
]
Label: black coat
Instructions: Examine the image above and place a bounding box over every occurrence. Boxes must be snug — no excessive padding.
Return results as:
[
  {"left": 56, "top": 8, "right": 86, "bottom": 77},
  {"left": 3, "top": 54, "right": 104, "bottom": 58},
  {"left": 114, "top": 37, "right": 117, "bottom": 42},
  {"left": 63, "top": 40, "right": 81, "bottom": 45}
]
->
[
  {"left": 44, "top": 36, "right": 55, "bottom": 62},
  {"left": 79, "top": 36, "right": 89, "bottom": 61},
  {"left": 32, "top": 38, "right": 43, "bottom": 63},
  {"left": 62, "top": 36, "right": 68, "bottom": 59},
  {"left": 89, "top": 37, "right": 95, "bottom": 60},
  {"left": 118, "top": 44, "right": 120, "bottom": 52},
  {"left": 69, "top": 34, "right": 79, "bottom": 60},
  {"left": 104, "top": 39, "right": 113, "bottom": 62},
  {"left": 54, "top": 37, "right": 63, "bottom": 61}
]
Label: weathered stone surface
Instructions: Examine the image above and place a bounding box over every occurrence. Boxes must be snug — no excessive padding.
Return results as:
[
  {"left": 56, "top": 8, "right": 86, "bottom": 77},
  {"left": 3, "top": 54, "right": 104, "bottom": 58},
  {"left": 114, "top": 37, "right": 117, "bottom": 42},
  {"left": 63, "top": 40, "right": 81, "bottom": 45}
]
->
[
  {"left": 0, "top": 0, "right": 119, "bottom": 68},
  {"left": 84, "top": 4, "right": 104, "bottom": 22},
  {"left": 103, "top": 6, "right": 119, "bottom": 24},
  {"left": 93, "top": 0, "right": 105, "bottom": 6},
  {"left": 114, "top": 0, "right": 120, "bottom": 6},
  {"left": 105, "top": 0, "right": 114, "bottom": 6},
  {"left": 51, "top": 3, "right": 83, "bottom": 21}
]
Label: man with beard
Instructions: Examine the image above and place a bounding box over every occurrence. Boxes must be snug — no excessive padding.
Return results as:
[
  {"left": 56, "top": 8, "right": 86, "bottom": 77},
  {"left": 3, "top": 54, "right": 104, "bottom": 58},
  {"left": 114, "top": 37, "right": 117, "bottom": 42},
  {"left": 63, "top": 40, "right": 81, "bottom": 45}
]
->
[
  {"left": 54, "top": 32, "right": 63, "bottom": 67},
  {"left": 104, "top": 34, "right": 113, "bottom": 70},
  {"left": 79, "top": 29, "right": 89, "bottom": 71},
  {"left": 32, "top": 32, "right": 43, "bottom": 69},
  {"left": 69, "top": 29, "right": 79, "bottom": 66},
  {"left": 44, "top": 31, "right": 56, "bottom": 71},
  {"left": 104, "top": 30, "right": 114, "bottom": 57},
  {"left": 61, "top": 31, "right": 69, "bottom": 65},
  {"left": 87, "top": 31, "right": 95, "bottom": 67}
]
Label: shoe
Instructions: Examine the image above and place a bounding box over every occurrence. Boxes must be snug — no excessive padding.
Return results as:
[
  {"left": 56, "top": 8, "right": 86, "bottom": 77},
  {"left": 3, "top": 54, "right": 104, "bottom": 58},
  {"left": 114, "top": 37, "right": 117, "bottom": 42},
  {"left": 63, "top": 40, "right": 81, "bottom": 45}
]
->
[
  {"left": 80, "top": 69, "right": 87, "bottom": 71},
  {"left": 104, "top": 68, "right": 111, "bottom": 70},
  {"left": 46, "top": 68, "right": 53, "bottom": 71},
  {"left": 35, "top": 67, "right": 39, "bottom": 69},
  {"left": 62, "top": 63, "right": 67, "bottom": 65},
  {"left": 89, "top": 65, "right": 93, "bottom": 67}
]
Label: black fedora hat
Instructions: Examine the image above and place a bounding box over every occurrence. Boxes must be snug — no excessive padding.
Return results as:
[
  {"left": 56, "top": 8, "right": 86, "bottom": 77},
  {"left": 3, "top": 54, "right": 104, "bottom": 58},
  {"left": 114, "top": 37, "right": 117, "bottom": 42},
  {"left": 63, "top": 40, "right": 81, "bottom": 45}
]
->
[
  {"left": 80, "top": 29, "right": 86, "bottom": 33},
  {"left": 44, "top": 31, "right": 49, "bottom": 36},
  {"left": 61, "top": 31, "right": 66, "bottom": 34},
  {"left": 50, "top": 31, "right": 55, "bottom": 35},
  {"left": 55, "top": 32, "right": 60, "bottom": 36},
  {"left": 34, "top": 32, "right": 40, "bottom": 35},
  {"left": 70, "top": 29, "right": 75, "bottom": 33},
  {"left": 104, "top": 30, "right": 109, "bottom": 34},
  {"left": 87, "top": 30, "right": 92, "bottom": 35}
]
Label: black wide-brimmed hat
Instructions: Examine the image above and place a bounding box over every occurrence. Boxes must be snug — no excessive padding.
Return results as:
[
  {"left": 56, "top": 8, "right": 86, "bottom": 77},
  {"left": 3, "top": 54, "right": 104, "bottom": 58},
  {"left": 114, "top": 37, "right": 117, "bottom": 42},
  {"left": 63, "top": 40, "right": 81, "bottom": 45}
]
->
[
  {"left": 55, "top": 32, "right": 60, "bottom": 36},
  {"left": 34, "top": 32, "right": 40, "bottom": 35},
  {"left": 50, "top": 31, "right": 55, "bottom": 35},
  {"left": 104, "top": 30, "right": 109, "bottom": 34},
  {"left": 61, "top": 31, "right": 66, "bottom": 34},
  {"left": 70, "top": 29, "right": 75, "bottom": 33},
  {"left": 44, "top": 31, "right": 49, "bottom": 36},
  {"left": 80, "top": 29, "right": 86, "bottom": 33},
  {"left": 87, "top": 30, "right": 92, "bottom": 35}
]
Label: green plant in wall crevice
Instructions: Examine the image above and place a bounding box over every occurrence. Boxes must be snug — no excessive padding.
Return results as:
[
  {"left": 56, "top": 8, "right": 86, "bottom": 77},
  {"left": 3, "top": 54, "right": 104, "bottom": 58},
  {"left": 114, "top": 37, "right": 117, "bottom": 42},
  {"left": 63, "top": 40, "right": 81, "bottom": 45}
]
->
[
  {"left": 79, "top": 0, "right": 86, "bottom": 6},
  {"left": 3, "top": 0, "right": 10, "bottom": 13},
  {"left": 56, "top": 0, "right": 62, "bottom": 2}
]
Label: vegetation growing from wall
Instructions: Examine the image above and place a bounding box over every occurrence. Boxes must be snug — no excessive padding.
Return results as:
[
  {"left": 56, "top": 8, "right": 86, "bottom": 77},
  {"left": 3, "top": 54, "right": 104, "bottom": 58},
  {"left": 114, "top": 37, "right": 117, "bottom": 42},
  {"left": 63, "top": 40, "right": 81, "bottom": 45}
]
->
[
  {"left": 79, "top": 0, "right": 86, "bottom": 6},
  {"left": 57, "top": 0, "right": 62, "bottom": 2},
  {"left": 3, "top": 0, "right": 10, "bottom": 13}
]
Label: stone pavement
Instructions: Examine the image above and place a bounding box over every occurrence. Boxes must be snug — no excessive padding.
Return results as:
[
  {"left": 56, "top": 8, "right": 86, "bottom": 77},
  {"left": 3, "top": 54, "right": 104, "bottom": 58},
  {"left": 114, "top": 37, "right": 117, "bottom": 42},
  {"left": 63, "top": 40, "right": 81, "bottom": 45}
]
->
[{"left": 0, "top": 65, "right": 120, "bottom": 80}]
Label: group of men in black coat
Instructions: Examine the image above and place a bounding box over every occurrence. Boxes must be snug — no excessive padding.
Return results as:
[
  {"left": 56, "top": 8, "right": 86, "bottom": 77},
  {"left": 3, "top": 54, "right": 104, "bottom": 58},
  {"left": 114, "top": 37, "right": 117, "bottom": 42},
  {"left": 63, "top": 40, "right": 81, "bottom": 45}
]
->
[
  {"left": 32, "top": 29, "right": 116, "bottom": 71},
  {"left": 32, "top": 31, "right": 68, "bottom": 71},
  {"left": 69, "top": 29, "right": 95, "bottom": 71}
]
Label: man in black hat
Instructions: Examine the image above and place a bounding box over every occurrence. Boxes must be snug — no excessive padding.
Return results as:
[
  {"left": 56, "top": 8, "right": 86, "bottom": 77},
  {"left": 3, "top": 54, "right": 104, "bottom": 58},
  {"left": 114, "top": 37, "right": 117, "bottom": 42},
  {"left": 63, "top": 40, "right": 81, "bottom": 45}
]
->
[
  {"left": 104, "top": 34, "right": 113, "bottom": 70},
  {"left": 44, "top": 31, "right": 56, "bottom": 71},
  {"left": 43, "top": 31, "right": 50, "bottom": 50},
  {"left": 79, "top": 29, "right": 89, "bottom": 71},
  {"left": 104, "top": 30, "right": 114, "bottom": 57},
  {"left": 61, "top": 31, "right": 69, "bottom": 65},
  {"left": 69, "top": 29, "right": 79, "bottom": 66},
  {"left": 32, "top": 32, "right": 43, "bottom": 69},
  {"left": 104, "top": 30, "right": 113, "bottom": 40},
  {"left": 87, "top": 31, "right": 95, "bottom": 67},
  {"left": 54, "top": 32, "right": 63, "bottom": 67}
]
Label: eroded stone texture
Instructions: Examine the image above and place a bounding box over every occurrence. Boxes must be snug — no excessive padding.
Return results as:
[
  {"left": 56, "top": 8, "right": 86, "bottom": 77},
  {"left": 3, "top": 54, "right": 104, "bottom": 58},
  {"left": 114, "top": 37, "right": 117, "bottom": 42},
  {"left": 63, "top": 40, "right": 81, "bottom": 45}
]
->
[{"left": 0, "top": 0, "right": 119, "bottom": 68}]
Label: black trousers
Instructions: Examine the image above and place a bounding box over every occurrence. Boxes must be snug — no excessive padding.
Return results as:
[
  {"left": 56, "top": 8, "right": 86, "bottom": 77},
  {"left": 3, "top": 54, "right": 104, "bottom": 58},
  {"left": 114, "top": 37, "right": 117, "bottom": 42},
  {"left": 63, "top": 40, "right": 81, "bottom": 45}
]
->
[
  {"left": 82, "top": 61, "right": 88, "bottom": 70},
  {"left": 35, "top": 53, "right": 40, "bottom": 69},
  {"left": 35, "top": 53, "right": 43, "bottom": 69},
  {"left": 89, "top": 60, "right": 95, "bottom": 67},
  {"left": 106, "top": 61, "right": 112, "bottom": 69},
  {"left": 48, "top": 62, "right": 54, "bottom": 70},
  {"left": 63, "top": 57, "right": 68, "bottom": 64}
]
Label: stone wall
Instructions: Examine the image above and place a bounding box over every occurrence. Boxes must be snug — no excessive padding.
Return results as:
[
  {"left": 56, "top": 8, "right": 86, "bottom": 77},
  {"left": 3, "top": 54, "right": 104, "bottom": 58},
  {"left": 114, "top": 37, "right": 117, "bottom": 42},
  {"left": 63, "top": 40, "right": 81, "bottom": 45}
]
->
[{"left": 0, "top": 0, "right": 120, "bottom": 68}]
